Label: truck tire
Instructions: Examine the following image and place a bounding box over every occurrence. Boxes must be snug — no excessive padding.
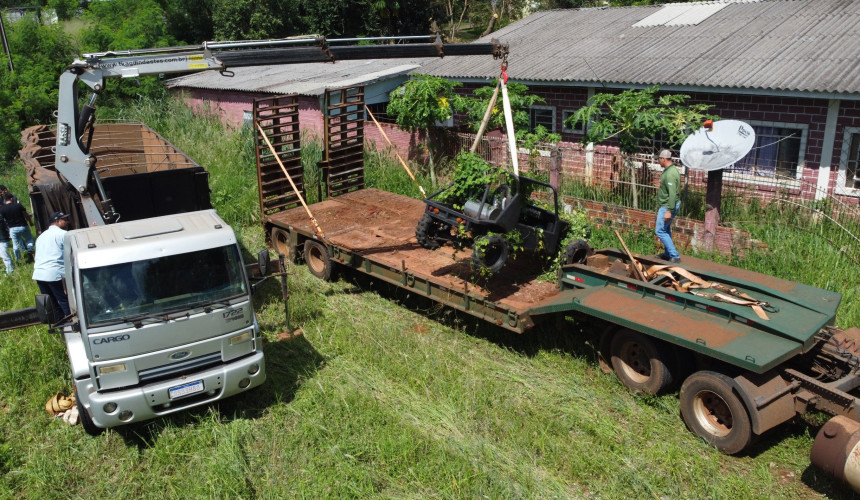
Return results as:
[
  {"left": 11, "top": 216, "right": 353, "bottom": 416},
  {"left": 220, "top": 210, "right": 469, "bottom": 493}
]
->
[
  {"left": 416, "top": 213, "right": 446, "bottom": 250},
  {"left": 75, "top": 390, "right": 103, "bottom": 436},
  {"left": 471, "top": 234, "right": 509, "bottom": 274},
  {"left": 563, "top": 239, "right": 593, "bottom": 265},
  {"left": 680, "top": 371, "right": 752, "bottom": 455},
  {"left": 271, "top": 227, "right": 297, "bottom": 263},
  {"left": 609, "top": 329, "right": 675, "bottom": 395},
  {"left": 304, "top": 240, "right": 336, "bottom": 281}
]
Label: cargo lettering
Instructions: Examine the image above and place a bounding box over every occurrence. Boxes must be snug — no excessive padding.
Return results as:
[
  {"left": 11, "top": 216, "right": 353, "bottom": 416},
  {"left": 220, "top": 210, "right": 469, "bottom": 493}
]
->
[{"left": 93, "top": 334, "right": 131, "bottom": 344}]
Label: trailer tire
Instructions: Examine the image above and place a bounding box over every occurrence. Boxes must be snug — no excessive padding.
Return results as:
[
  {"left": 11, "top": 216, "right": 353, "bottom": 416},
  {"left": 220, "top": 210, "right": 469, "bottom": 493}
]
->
[
  {"left": 416, "top": 213, "right": 446, "bottom": 250},
  {"left": 304, "top": 240, "right": 336, "bottom": 281},
  {"left": 563, "top": 239, "right": 593, "bottom": 265},
  {"left": 75, "top": 390, "right": 103, "bottom": 436},
  {"left": 610, "top": 329, "right": 675, "bottom": 395},
  {"left": 271, "top": 227, "right": 297, "bottom": 263},
  {"left": 680, "top": 371, "right": 752, "bottom": 455},
  {"left": 471, "top": 234, "right": 509, "bottom": 274}
]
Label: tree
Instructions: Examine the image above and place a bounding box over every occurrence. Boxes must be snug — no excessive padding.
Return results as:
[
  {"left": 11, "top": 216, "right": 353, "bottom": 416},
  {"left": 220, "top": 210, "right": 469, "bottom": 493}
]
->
[
  {"left": 387, "top": 74, "right": 462, "bottom": 186},
  {"left": 0, "top": 15, "right": 77, "bottom": 162},
  {"left": 565, "top": 86, "right": 715, "bottom": 208},
  {"left": 454, "top": 80, "right": 549, "bottom": 140}
]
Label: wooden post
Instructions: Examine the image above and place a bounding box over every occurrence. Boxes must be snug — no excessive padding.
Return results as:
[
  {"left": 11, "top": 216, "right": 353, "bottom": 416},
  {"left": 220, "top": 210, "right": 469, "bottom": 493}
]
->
[
  {"left": 549, "top": 144, "right": 562, "bottom": 190},
  {"left": 703, "top": 169, "right": 723, "bottom": 252}
]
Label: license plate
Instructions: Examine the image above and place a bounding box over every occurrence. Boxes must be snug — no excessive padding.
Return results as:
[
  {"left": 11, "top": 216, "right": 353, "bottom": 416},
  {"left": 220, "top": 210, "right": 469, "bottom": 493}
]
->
[{"left": 169, "top": 380, "right": 204, "bottom": 399}]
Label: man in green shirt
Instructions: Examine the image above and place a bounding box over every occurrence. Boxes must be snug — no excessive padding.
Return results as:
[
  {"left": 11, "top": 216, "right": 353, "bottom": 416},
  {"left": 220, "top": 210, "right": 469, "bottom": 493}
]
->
[{"left": 655, "top": 149, "right": 681, "bottom": 263}]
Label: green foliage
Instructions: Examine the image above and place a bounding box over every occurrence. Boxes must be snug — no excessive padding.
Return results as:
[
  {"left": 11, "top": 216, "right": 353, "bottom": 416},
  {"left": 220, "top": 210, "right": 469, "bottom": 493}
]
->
[
  {"left": 212, "top": 0, "right": 298, "bottom": 40},
  {"left": 156, "top": 0, "right": 215, "bottom": 43},
  {"left": 387, "top": 74, "right": 462, "bottom": 133},
  {"left": 565, "top": 85, "right": 717, "bottom": 154},
  {"left": 439, "top": 152, "right": 510, "bottom": 207},
  {"left": 453, "top": 80, "right": 546, "bottom": 140},
  {"left": 0, "top": 16, "right": 77, "bottom": 163},
  {"left": 80, "top": 0, "right": 177, "bottom": 51},
  {"left": 47, "top": 0, "right": 80, "bottom": 21}
]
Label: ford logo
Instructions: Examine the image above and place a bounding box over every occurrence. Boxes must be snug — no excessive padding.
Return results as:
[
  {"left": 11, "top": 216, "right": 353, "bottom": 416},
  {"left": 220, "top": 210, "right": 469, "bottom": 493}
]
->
[{"left": 169, "top": 351, "right": 190, "bottom": 360}]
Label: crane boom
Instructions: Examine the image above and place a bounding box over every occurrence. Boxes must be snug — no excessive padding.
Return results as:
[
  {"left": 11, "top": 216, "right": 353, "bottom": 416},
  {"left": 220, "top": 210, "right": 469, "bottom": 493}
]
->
[{"left": 54, "top": 35, "right": 507, "bottom": 225}]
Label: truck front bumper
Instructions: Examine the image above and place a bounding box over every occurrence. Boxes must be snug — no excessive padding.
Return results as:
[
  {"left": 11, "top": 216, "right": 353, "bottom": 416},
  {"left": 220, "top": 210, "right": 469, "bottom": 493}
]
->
[{"left": 76, "top": 351, "right": 265, "bottom": 429}]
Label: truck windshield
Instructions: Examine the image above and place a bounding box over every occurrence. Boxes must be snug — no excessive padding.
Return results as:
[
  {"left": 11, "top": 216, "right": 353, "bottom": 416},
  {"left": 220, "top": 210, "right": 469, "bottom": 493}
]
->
[{"left": 81, "top": 245, "right": 247, "bottom": 326}]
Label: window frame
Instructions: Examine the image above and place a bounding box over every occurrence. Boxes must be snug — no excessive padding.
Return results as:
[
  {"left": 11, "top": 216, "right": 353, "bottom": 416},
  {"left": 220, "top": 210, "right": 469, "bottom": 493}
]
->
[
  {"left": 528, "top": 105, "right": 556, "bottom": 134},
  {"left": 561, "top": 109, "right": 586, "bottom": 135},
  {"left": 724, "top": 120, "right": 807, "bottom": 186},
  {"left": 836, "top": 126, "right": 860, "bottom": 197}
]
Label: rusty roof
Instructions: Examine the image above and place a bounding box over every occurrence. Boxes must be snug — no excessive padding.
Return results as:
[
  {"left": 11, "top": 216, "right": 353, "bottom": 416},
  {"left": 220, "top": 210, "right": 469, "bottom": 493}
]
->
[{"left": 418, "top": 0, "right": 860, "bottom": 96}]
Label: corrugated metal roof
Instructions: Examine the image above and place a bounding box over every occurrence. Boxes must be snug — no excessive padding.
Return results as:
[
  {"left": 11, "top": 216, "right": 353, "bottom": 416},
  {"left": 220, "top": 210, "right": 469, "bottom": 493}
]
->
[
  {"left": 418, "top": 0, "right": 860, "bottom": 95},
  {"left": 165, "top": 58, "right": 432, "bottom": 96}
]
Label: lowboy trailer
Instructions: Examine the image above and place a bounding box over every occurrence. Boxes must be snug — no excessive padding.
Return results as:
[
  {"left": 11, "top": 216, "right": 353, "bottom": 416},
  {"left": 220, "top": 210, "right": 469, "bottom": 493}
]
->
[{"left": 265, "top": 187, "right": 860, "bottom": 457}]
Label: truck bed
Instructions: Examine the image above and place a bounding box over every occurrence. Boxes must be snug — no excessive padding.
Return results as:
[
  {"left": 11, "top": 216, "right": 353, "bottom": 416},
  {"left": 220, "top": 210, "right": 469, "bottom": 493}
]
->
[{"left": 271, "top": 188, "right": 841, "bottom": 373}]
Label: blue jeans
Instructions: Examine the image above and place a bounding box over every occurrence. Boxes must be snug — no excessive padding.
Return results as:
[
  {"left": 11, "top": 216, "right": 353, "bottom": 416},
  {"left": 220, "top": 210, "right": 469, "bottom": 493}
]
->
[
  {"left": 37, "top": 279, "right": 71, "bottom": 319},
  {"left": 9, "top": 225, "right": 33, "bottom": 260},
  {"left": 655, "top": 201, "right": 681, "bottom": 259},
  {"left": 0, "top": 241, "right": 11, "bottom": 274}
]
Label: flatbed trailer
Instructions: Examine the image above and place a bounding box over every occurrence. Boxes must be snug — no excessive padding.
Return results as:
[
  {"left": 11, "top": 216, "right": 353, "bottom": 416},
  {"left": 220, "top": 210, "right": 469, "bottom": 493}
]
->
[{"left": 264, "top": 187, "right": 860, "bottom": 458}]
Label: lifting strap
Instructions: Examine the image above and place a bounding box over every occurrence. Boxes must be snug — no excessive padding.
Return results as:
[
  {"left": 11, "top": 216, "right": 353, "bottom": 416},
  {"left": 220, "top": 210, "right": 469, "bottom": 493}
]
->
[
  {"left": 499, "top": 60, "right": 519, "bottom": 178},
  {"left": 641, "top": 263, "right": 778, "bottom": 321}
]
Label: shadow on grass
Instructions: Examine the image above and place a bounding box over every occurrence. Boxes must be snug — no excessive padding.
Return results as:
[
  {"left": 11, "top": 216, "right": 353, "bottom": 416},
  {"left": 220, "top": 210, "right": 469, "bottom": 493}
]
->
[{"left": 117, "top": 327, "right": 325, "bottom": 450}]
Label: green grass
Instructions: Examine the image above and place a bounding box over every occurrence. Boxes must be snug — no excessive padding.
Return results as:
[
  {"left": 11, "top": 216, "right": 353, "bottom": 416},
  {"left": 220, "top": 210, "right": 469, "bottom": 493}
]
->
[{"left": 0, "top": 97, "right": 857, "bottom": 498}]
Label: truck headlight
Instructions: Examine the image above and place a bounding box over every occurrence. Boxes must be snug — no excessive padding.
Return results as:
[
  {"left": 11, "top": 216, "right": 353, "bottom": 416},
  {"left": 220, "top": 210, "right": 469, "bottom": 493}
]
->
[
  {"left": 99, "top": 363, "right": 127, "bottom": 375},
  {"left": 229, "top": 331, "right": 252, "bottom": 345}
]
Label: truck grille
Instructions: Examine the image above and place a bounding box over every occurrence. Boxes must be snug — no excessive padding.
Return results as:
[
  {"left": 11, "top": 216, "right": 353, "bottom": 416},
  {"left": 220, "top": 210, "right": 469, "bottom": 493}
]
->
[{"left": 138, "top": 352, "right": 222, "bottom": 385}]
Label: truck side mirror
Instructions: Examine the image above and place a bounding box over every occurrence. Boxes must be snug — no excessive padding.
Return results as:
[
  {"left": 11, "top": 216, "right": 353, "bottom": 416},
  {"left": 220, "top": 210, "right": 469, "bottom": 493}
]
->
[
  {"left": 35, "top": 294, "right": 55, "bottom": 325},
  {"left": 257, "top": 249, "right": 270, "bottom": 278}
]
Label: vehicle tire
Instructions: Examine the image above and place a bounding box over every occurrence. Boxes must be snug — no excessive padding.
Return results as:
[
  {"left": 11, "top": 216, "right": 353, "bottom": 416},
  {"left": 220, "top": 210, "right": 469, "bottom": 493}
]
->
[
  {"left": 75, "top": 390, "right": 103, "bottom": 436},
  {"left": 416, "top": 213, "right": 447, "bottom": 250},
  {"left": 471, "top": 234, "right": 509, "bottom": 274},
  {"left": 562, "top": 239, "right": 593, "bottom": 265},
  {"left": 304, "top": 240, "right": 335, "bottom": 281},
  {"left": 270, "top": 227, "right": 297, "bottom": 263},
  {"left": 609, "top": 329, "right": 675, "bottom": 395},
  {"left": 680, "top": 370, "right": 752, "bottom": 455}
]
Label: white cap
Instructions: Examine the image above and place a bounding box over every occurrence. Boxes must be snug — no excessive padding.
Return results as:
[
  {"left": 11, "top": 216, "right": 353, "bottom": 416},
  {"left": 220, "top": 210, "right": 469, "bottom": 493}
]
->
[{"left": 658, "top": 149, "right": 672, "bottom": 159}]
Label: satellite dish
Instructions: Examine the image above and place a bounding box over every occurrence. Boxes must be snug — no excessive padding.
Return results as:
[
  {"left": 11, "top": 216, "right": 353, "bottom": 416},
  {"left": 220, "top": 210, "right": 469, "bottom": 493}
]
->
[{"left": 680, "top": 119, "right": 755, "bottom": 172}]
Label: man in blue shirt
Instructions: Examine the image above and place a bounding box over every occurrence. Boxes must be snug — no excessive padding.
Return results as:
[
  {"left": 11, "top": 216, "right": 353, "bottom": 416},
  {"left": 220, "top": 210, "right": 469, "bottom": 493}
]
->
[{"left": 32, "top": 211, "right": 71, "bottom": 319}]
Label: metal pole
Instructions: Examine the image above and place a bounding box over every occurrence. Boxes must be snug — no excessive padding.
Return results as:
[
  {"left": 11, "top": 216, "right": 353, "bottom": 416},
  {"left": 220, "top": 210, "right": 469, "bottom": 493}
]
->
[{"left": 0, "top": 12, "right": 13, "bottom": 73}]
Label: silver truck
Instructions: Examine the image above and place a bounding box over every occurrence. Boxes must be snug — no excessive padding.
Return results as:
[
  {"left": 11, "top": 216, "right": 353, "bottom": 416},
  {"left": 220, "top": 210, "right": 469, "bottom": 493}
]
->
[{"left": 55, "top": 210, "right": 265, "bottom": 433}]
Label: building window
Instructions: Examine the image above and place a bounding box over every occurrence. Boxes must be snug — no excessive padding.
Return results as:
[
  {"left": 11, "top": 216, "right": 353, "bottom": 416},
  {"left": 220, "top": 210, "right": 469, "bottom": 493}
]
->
[
  {"left": 528, "top": 105, "right": 555, "bottom": 133},
  {"left": 242, "top": 110, "right": 253, "bottom": 127},
  {"left": 727, "top": 122, "right": 806, "bottom": 179},
  {"left": 561, "top": 109, "right": 586, "bottom": 135},
  {"left": 837, "top": 127, "right": 860, "bottom": 196},
  {"left": 365, "top": 102, "right": 397, "bottom": 124}
]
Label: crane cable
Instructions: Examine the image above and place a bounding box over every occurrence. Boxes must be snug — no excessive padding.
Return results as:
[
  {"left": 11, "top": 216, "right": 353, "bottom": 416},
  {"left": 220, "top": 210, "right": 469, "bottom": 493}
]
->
[
  {"left": 364, "top": 105, "right": 426, "bottom": 198},
  {"left": 255, "top": 122, "right": 325, "bottom": 238}
]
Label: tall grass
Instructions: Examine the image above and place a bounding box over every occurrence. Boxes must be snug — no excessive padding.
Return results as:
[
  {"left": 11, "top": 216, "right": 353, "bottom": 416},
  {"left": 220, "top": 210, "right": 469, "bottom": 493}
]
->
[{"left": 0, "top": 96, "right": 857, "bottom": 498}]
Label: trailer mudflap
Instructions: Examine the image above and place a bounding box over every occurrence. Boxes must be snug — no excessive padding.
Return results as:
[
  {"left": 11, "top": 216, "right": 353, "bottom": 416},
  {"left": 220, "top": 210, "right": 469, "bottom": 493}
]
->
[{"left": 731, "top": 371, "right": 797, "bottom": 435}]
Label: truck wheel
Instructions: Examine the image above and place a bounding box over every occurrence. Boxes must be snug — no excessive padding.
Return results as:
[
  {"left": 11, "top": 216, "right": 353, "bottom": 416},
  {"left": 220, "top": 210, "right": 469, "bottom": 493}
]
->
[
  {"left": 563, "top": 239, "right": 593, "bottom": 265},
  {"left": 416, "top": 213, "right": 446, "bottom": 250},
  {"left": 610, "top": 329, "right": 675, "bottom": 395},
  {"left": 271, "top": 227, "right": 297, "bottom": 263},
  {"left": 471, "top": 234, "right": 509, "bottom": 274},
  {"left": 304, "top": 240, "right": 335, "bottom": 281},
  {"left": 75, "top": 390, "right": 103, "bottom": 436},
  {"left": 680, "top": 371, "right": 752, "bottom": 455}
]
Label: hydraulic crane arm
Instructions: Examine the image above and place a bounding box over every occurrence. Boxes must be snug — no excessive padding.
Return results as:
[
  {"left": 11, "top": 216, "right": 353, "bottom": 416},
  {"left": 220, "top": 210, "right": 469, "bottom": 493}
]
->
[{"left": 54, "top": 35, "right": 507, "bottom": 225}]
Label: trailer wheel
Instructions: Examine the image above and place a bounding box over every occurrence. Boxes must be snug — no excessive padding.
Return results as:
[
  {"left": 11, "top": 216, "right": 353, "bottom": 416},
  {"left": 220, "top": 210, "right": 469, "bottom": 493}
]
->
[
  {"left": 471, "top": 234, "right": 509, "bottom": 274},
  {"left": 610, "top": 329, "right": 675, "bottom": 395},
  {"left": 75, "top": 390, "right": 103, "bottom": 436},
  {"left": 680, "top": 371, "right": 752, "bottom": 455},
  {"left": 563, "top": 239, "right": 593, "bottom": 265},
  {"left": 416, "top": 213, "right": 447, "bottom": 250},
  {"left": 271, "top": 227, "right": 297, "bottom": 263},
  {"left": 304, "top": 240, "right": 335, "bottom": 281}
]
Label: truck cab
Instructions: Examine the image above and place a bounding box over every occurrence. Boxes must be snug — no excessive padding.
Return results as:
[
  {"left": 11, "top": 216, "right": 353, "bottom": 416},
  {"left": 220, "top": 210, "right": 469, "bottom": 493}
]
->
[{"left": 58, "top": 210, "right": 265, "bottom": 433}]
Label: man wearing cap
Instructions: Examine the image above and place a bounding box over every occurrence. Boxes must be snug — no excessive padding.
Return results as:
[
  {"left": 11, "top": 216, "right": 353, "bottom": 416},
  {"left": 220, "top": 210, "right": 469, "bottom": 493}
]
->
[
  {"left": 655, "top": 149, "right": 681, "bottom": 263},
  {"left": 32, "top": 211, "right": 71, "bottom": 318}
]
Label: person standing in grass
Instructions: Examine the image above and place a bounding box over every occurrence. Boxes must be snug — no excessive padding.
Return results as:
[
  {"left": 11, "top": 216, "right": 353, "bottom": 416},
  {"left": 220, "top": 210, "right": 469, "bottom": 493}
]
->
[
  {"left": 655, "top": 149, "right": 681, "bottom": 263},
  {"left": 32, "top": 212, "right": 71, "bottom": 319},
  {"left": 0, "top": 212, "right": 12, "bottom": 275},
  {"left": 0, "top": 193, "right": 34, "bottom": 261}
]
